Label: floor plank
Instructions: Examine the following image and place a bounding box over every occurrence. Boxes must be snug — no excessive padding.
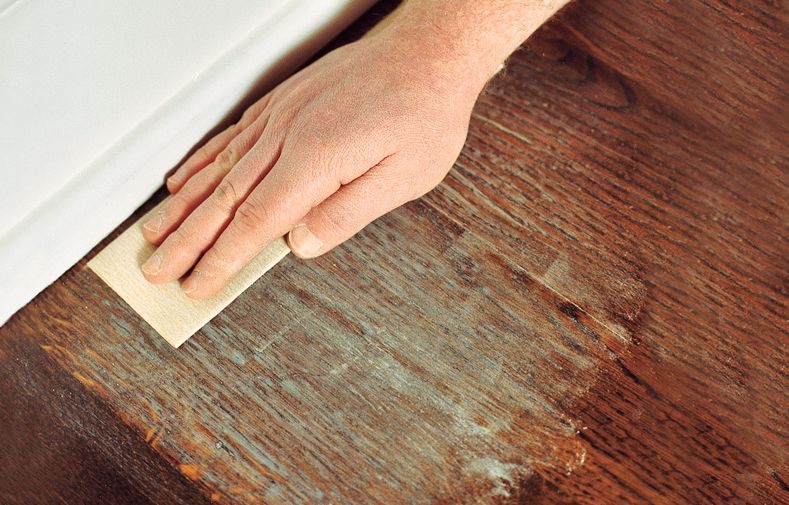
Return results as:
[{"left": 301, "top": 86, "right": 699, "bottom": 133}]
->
[{"left": 1, "top": 0, "right": 786, "bottom": 503}]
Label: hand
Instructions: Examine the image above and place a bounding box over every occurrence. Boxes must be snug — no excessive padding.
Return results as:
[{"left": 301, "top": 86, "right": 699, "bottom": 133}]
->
[{"left": 140, "top": 26, "right": 484, "bottom": 298}]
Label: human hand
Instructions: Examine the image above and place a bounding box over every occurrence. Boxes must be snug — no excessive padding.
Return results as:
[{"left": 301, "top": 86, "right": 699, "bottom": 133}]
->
[{"left": 140, "top": 25, "right": 486, "bottom": 298}]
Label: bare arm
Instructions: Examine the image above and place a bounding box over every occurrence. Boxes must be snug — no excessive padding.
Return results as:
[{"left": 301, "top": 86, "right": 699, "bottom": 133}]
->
[{"left": 384, "top": 0, "right": 570, "bottom": 87}]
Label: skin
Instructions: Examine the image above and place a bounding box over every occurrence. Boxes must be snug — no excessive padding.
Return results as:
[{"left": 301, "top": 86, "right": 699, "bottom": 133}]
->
[{"left": 141, "top": 0, "right": 570, "bottom": 298}]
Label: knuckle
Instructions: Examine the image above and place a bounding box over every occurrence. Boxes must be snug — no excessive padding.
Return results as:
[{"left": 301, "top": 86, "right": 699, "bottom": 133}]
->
[
  {"left": 227, "top": 122, "right": 240, "bottom": 135},
  {"left": 176, "top": 173, "right": 209, "bottom": 202},
  {"left": 268, "top": 113, "right": 290, "bottom": 135},
  {"left": 212, "top": 179, "right": 240, "bottom": 214},
  {"left": 195, "top": 145, "right": 211, "bottom": 162},
  {"left": 215, "top": 147, "right": 235, "bottom": 170},
  {"left": 240, "top": 106, "right": 260, "bottom": 127},
  {"left": 234, "top": 199, "right": 267, "bottom": 231},
  {"left": 318, "top": 200, "right": 355, "bottom": 236}
]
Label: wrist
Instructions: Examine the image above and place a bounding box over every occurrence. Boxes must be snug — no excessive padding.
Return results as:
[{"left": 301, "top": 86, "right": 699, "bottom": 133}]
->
[
  {"left": 368, "top": 1, "right": 570, "bottom": 97},
  {"left": 367, "top": 17, "right": 490, "bottom": 104}
]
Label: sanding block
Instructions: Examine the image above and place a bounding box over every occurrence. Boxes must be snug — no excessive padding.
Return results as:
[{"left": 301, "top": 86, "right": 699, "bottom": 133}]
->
[{"left": 88, "top": 201, "right": 290, "bottom": 347}]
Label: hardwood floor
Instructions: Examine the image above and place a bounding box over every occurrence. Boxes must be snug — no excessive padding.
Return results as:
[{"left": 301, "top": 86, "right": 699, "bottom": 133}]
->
[{"left": 1, "top": 1, "right": 786, "bottom": 503}]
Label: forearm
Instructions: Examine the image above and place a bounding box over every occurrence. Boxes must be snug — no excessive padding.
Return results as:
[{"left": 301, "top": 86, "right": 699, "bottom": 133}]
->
[{"left": 371, "top": 0, "right": 570, "bottom": 95}]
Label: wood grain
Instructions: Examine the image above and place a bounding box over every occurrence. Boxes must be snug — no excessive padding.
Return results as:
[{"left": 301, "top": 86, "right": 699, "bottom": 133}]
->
[{"left": 1, "top": 0, "right": 787, "bottom": 503}]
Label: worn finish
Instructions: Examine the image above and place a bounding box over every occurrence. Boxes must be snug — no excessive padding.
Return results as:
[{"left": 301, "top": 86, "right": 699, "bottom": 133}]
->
[{"left": 1, "top": 1, "right": 787, "bottom": 504}]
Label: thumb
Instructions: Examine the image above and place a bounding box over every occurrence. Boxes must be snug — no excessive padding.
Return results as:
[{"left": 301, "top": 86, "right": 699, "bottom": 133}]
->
[{"left": 287, "top": 166, "right": 417, "bottom": 258}]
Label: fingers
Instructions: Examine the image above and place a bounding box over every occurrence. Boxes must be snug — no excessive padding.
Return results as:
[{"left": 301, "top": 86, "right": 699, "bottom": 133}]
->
[
  {"left": 288, "top": 162, "right": 413, "bottom": 258},
  {"left": 141, "top": 124, "right": 279, "bottom": 283},
  {"left": 166, "top": 124, "right": 239, "bottom": 193},
  {"left": 178, "top": 149, "right": 344, "bottom": 298},
  {"left": 141, "top": 114, "right": 270, "bottom": 246},
  {"left": 166, "top": 93, "right": 272, "bottom": 192}
]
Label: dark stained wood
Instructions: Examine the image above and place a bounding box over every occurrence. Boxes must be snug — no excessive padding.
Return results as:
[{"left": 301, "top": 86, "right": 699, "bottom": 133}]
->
[
  {"left": 0, "top": 328, "right": 215, "bottom": 505},
  {"left": 1, "top": 0, "right": 786, "bottom": 503}
]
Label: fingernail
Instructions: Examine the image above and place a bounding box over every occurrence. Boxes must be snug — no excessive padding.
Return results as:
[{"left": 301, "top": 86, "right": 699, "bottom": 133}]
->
[
  {"left": 142, "top": 251, "right": 163, "bottom": 275},
  {"left": 289, "top": 224, "right": 323, "bottom": 257},
  {"left": 143, "top": 211, "right": 164, "bottom": 234},
  {"left": 182, "top": 270, "right": 201, "bottom": 294}
]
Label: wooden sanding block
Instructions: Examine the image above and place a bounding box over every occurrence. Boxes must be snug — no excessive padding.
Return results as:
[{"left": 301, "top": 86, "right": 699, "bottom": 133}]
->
[{"left": 88, "top": 200, "right": 290, "bottom": 347}]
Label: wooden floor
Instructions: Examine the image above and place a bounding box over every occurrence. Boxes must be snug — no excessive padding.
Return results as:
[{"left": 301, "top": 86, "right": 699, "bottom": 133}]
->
[{"left": 1, "top": 1, "right": 786, "bottom": 503}]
